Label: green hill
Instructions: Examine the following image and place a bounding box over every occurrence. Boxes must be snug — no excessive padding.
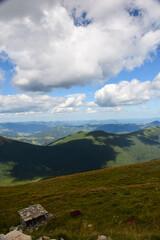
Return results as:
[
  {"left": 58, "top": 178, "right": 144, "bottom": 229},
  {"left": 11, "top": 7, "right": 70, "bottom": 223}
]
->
[
  {"left": 50, "top": 126, "right": 160, "bottom": 167},
  {"left": 1, "top": 126, "right": 160, "bottom": 186},
  {"left": 1, "top": 159, "right": 160, "bottom": 240}
]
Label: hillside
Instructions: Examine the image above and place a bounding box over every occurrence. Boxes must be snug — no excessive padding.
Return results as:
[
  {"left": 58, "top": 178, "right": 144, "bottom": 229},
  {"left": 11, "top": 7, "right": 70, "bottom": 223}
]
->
[
  {"left": 1, "top": 159, "right": 160, "bottom": 240},
  {"left": 50, "top": 126, "right": 160, "bottom": 167},
  {"left": 1, "top": 126, "right": 160, "bottom": 186}
]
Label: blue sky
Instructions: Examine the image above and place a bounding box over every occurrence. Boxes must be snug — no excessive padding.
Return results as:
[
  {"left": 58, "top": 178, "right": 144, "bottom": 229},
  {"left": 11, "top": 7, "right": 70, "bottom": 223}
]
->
[{"left": 0, "top": 0, "right": 160, "bottom": 122}]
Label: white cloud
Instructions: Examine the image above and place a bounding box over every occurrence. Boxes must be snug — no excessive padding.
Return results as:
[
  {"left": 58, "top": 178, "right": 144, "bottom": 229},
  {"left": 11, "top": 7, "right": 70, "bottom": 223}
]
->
[
  {"left": 0, "top": 0, "right": 160, "bottom": 92},
  {"left": 86, "top": 101, "right": 98, "bottom": 107},
  {"left": 86, "top": 106, "right": 123, "bottom": 114},
  {"left": 95, "top": 73, "right": 160, "bottom": 107},
  {"left": 105, "top": 106, "right": 124, "bottom": 112},
  {"left": 0, "top": 93, "right": 85, "bottom": 114},
  {"left": 51, "top": 94, "right": 86, "bottom": 113},
  {"left": 86, "top": 108, "right": 98, "bottom": 114}
]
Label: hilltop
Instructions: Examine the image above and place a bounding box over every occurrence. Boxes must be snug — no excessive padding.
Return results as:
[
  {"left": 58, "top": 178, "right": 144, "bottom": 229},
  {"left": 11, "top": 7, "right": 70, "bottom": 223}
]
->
[
  {"left": 1, "top": 126, "right": 160, "bottom": 185},
  {"left": 0, "top": 159, "right": 160, "bottom": 240}
]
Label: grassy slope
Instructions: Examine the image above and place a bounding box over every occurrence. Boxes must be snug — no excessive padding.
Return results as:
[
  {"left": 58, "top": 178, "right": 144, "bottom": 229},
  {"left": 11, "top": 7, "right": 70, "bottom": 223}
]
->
[
  {"left": 0, "top": 159, "right": 160, "bottom": 240},
  {"left": 50, "top": 127, "right": 160, "bottom": 167},
  {"left": 1, "top": 127, "right": 160, "bottom": 186}
]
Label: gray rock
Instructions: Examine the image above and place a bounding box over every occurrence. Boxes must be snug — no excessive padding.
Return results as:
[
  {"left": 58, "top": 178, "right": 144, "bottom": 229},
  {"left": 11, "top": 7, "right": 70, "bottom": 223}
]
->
[
  {"left": 43, "top": 237, "right": 50, "bottom": 240},
  {"left": 0, "top": 234, "right": 6, "bottom": 240},
  {"left": 5, "top": 230, "right": 32, "bottom": 240},
  {"left": 97, "top": 235, "right": 107, "bottom": 240}
]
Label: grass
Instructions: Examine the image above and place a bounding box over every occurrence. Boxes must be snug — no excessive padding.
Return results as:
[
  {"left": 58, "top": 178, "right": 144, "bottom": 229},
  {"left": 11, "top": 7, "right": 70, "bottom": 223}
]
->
[{"left": 1, "top": 159, "right": 160, "bottom": 239}]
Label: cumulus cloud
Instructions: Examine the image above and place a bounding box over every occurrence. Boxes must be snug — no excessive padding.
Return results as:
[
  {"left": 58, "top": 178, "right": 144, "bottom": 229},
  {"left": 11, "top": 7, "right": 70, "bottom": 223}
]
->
[
  {"left": 0, "top": 0, "right": 160, "bottom": 92},
  {"left": 95, "top": 73, "right": 160, "bottom": 107},
  {"left": 51, "top": 94, "right": 86, "bottom": 113},
  {"left": 86, "top": 108, "right": 98, "bottom": 114},
  {"left": 86, "top": 101, "right": 98, "bottom": 107},
  {"left": 0, "top": 93, "right": 85, "bottom": 114}
]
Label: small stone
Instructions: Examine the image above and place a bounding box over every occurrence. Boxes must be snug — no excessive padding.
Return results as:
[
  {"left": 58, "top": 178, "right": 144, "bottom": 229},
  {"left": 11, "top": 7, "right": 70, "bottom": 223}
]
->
[
  {"left": 0, "top": 234, "right": 6, "bottom": 240},
  {"left": 36, "top": 237, "right": 43, "bottom": 240},
  {"left": 97, "top": 235, "right": 107, "bottom": 240},
  {"left": 5, "top": 230, "right": 32, "bottom": 240},
  {"left": 43, "top": 236, "right": 50, "bottom": 240},
  {"left": 88, "top": 224, "right": 92, "bottom": 228},
  {"left": 60, "top": 238, "right": 64, "bottom": 240}
]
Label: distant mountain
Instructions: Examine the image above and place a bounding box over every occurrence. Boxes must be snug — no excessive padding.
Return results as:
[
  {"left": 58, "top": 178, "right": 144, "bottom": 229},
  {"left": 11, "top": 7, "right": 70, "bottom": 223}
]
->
[
  {"left": 0, "top": 122, "right": 55, "bottom": 139},
  {"left": 1, "top": 121, "right": 160, "bottom": 145},
  {"left": 95, "top": 121, "right": 160, "bottom": 133},
  {"left": 1, "top": 126, "right": 160, "bottom": 186}
]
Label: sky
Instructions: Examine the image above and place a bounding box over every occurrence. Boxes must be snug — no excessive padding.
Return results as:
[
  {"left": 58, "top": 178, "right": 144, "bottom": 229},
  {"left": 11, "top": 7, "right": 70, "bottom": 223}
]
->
[{"left": 0, "top": 0, "right": 160, "bottom": 122}]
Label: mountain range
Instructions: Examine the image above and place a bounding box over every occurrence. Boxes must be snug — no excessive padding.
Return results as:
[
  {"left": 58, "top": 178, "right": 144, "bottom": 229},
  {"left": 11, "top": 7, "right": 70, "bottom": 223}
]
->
[
  {"left": 1, "top": 126, "right": 160, "bottom": 186},
  {"left": 1, "top": 120, "right": 160, "bottom": 145}
]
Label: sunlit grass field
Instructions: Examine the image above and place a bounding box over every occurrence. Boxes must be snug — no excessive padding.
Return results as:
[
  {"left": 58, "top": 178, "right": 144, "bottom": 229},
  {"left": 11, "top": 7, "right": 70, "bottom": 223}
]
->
[{"left": 1, "top": 159, "right": 160, "bottom": 240}]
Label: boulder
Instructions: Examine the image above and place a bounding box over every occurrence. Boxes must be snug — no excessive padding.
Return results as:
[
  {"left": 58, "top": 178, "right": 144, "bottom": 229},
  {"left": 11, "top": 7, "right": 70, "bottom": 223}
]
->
[{"left": 5, "top": 230, "right": 31, "bottom": 240}]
